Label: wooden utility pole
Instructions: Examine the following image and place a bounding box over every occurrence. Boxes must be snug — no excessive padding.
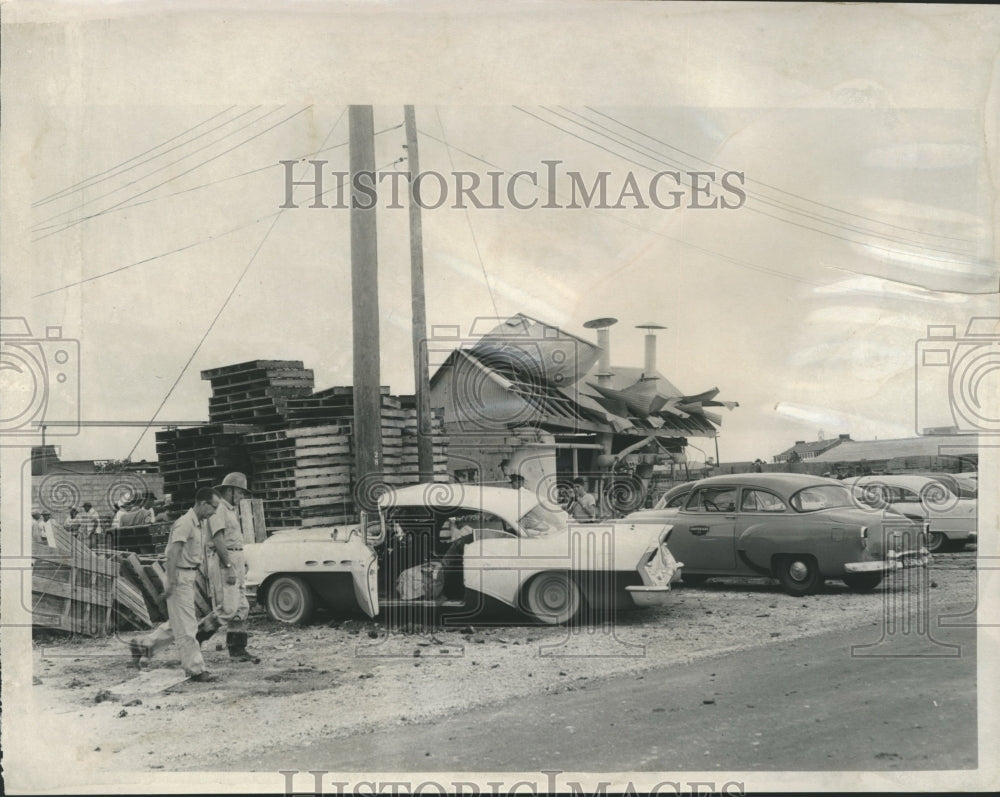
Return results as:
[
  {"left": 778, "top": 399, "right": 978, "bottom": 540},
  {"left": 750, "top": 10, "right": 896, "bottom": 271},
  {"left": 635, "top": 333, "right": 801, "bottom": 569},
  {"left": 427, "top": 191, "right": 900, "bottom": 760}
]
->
[
  {"left": 404, "top": 106, "right": 435, "bottom": 482},
  {"left": 349, "top": 105, "right": 383, "bottom": 510}
]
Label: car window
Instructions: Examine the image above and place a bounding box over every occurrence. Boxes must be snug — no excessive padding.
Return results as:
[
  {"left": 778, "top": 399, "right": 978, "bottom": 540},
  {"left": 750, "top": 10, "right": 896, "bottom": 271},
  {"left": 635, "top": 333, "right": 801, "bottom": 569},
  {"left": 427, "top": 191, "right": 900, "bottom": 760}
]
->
[
  {"left": 665, "top": 490, "right": 691, "bottom": 509},
  {"left": 791, "top": 484, "right": 852, "bottom": 512},
  {"left": 887, "top": 487, "right": 920, "bottom": 503},
  {"left": 685, "top": 487, "right": 738, "bottom": 513},
  {"left": 741, "top": 489, "right": 787, "bottom": 512}
]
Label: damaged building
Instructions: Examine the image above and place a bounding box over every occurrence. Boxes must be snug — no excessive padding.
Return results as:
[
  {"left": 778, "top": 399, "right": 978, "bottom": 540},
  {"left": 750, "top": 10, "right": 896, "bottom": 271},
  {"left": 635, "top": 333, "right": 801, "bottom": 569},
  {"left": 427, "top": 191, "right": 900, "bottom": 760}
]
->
[{"left": 429, "top": 313, "right": 738, "bottom": 512}]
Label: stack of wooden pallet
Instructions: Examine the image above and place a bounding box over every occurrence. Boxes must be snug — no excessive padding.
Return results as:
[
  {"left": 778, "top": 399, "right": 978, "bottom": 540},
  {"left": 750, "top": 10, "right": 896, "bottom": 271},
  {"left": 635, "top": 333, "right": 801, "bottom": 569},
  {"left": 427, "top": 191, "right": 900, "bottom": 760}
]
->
[
  {"left": 155, "top": 423, "right": 258, "bottom": 505},
  {"left": 397, "top": 401, "right": 450, "bottom": 483},
  {"left": 153, "top": 361, "right": 451, "bottom": 534},
  {"left": 202, "top": 360, "right": 315, "bottom": 425},
  {"left": 243, "top": 398, "right": 449, "bottom": 529},
  {"left": 245, "top": 424, "right": 355, "bottom": 529}
]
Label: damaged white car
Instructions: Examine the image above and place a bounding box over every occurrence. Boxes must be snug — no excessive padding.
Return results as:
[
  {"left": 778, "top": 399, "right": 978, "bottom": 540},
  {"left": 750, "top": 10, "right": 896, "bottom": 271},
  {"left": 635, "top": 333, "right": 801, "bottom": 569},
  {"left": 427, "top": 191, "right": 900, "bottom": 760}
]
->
[{"left": 244, "top": 484, "right": 681, "bottom": 625}]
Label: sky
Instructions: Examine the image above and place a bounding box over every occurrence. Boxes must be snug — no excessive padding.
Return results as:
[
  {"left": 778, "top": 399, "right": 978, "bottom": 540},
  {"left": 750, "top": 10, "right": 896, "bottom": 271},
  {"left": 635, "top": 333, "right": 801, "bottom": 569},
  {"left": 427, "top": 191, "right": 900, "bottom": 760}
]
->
[{"left": 3, "top": 2, "right": 999, "bottom": 470}]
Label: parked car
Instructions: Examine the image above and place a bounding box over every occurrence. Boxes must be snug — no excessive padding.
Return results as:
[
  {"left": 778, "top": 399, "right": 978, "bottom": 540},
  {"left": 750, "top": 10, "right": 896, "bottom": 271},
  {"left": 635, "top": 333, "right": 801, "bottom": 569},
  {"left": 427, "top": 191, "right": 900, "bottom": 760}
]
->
[
  {"left": 845, "top": 474, "right": 977, "bottom": 553},
  {"left": 911, "top": 472, "right": 978, "bottom": 499},
  {"left": 244, "top": 484, "right": 681, "bottom": 625},
  {"left": 628, "top": 473, "right": 929, "bottom": 595}
]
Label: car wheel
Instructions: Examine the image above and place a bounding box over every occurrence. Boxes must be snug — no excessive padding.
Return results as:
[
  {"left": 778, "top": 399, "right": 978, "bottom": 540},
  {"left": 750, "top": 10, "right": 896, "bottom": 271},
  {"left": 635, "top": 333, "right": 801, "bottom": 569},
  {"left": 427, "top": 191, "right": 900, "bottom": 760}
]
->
[
  {"left": 266, "top": 575, "right": 316, "bottom": 624},
  {"left": 926, "top": 531, "right": 950, "bottom": 553},
  {"left": 681, "top": 573, "right": 709, "bottom": 586},
  {"left": 775, "top": 556, "right": 822, "bottom": 596},
  {"left": 523, "top": 571, "right": 583, "bottom": 625},
  {"left": 842, "top": 573, "right": 882, "bottom": 591}
]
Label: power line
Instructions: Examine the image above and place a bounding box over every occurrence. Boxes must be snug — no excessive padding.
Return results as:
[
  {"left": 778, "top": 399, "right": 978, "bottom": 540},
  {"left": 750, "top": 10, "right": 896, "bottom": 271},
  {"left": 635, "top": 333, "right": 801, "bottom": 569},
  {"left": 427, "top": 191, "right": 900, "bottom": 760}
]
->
[
  {"left": 34, "top": 106, "right": 313, "bottom": 242},
  {"left": 33, "top": 145, "right": 405, "bottom": 298},
  {"left": 517, "top": 106, "right": 980, "bottom": 265},
  {"left": 583, "top": 105, "right": 975, "bottom": 245},
  {"left": 32, "top": 211, "right": 279, "bottom": 297},
  {"left": 32, "top": 106, "right": 281, "bottom": 235},
  {"left": 415, "top": 126, "right": 821, "bottom": 287},
  {"left": 31, "top": 123, "right": 405, "bottom": 233},
  {"left": 32, "top": 106, "right": 241, "bottom": 208},
  {"left": 551, "top": 106, "right": 974, "bottom": 257},
  {"left": 433, "top": 108, "right": 504, "bottom": 320},
  {"left": 123, "top": 108, "right": 348, "bottom": 460}
]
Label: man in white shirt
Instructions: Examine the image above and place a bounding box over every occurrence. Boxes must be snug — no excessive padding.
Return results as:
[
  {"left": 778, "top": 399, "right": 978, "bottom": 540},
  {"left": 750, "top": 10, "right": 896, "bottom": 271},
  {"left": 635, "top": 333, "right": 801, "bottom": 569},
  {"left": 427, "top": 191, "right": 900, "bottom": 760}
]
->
[
  {"left": 566, "top": 478, "right": 598, "bottom": 522},
  {"left": 81, "top": 503, "right": 103, "bottom": 547}
]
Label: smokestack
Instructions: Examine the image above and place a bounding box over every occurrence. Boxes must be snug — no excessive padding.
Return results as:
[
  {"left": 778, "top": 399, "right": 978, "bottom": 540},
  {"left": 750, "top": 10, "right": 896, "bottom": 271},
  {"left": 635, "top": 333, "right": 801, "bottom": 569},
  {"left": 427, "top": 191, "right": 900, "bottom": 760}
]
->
[
  {"left": 583, "top": 317, "right": 618, "bottom": 385},
  {"left": 636, "top": 322, "right": 666, "bottom": 379}
]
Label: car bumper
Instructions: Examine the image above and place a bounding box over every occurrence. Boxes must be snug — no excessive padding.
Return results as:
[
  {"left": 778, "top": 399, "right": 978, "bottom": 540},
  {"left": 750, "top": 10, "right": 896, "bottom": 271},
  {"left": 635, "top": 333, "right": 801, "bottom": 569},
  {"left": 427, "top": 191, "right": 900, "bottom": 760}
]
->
[
  {"left": 625, "top": 585, "right": 673, "bottom": 607},
  {"left": 844, "top": 549, "right": 931, "bottom": 573}
]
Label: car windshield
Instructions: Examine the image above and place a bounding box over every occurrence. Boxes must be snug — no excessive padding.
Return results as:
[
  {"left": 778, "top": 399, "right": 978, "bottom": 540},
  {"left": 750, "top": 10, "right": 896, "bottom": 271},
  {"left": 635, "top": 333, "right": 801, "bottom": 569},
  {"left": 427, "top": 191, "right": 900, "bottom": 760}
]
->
[
  {"left": 790, "top": 484, "right": 853, "bottom": 512},
  {"left": 519, "top": 504, "right": 568, "bottom": 535}
]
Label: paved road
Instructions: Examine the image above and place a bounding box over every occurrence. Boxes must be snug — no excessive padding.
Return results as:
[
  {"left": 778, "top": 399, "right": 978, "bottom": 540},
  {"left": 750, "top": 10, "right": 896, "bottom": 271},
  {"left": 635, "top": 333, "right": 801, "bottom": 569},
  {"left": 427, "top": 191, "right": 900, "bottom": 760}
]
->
[{"left": 238, "top": 609, "right": 976, "bottom": 773}]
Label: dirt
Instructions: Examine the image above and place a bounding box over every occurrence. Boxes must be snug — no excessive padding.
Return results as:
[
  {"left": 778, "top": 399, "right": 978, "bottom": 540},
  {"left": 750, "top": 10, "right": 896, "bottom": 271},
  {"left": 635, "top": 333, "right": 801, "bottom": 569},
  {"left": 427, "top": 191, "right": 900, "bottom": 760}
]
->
[{"left": 29, "top": 551, "right": 978, "bottom": 774}]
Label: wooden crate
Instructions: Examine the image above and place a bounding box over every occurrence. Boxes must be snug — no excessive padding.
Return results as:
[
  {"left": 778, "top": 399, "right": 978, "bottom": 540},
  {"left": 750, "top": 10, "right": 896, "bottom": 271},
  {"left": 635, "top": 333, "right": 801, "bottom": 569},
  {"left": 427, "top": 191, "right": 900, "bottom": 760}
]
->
[{"left": 32, "top": 542, "right": 116, "bottom": 637}]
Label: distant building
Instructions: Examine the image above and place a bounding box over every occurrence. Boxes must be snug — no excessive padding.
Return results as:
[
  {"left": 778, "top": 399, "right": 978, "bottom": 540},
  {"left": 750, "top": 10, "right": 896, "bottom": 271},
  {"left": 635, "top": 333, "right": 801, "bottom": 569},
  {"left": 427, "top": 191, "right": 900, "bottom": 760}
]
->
[
  {"left": 811, "top": 434, "right": 978, "bottom": 472},
  {"left": 773, "top": 434, "right": 851, "bottom": 463}
]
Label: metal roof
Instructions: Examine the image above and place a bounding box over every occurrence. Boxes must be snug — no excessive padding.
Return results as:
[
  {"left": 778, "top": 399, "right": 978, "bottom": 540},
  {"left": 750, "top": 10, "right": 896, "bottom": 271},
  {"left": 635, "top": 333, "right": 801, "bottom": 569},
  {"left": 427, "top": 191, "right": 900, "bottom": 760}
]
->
[{"left": 811, "top": 436, "right": 980, "bottom": 462}]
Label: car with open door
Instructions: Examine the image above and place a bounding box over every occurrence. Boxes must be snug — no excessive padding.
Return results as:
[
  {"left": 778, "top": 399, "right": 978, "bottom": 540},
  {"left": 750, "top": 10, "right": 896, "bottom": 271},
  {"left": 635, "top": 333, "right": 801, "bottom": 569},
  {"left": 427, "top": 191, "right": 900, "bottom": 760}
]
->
[{"left": 244, "top": 483, "right": 681, "bottom": 625}]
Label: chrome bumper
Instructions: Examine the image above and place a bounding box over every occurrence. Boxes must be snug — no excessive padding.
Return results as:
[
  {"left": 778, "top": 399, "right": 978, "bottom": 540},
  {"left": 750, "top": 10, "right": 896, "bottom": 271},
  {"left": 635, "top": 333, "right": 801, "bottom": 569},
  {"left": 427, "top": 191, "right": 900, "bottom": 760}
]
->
[
  {"left": 845, "top": 549, "right": 931, "bottom": 573},
  {"left": 625, "top": 585, "right": 673, "bottom": 607}
]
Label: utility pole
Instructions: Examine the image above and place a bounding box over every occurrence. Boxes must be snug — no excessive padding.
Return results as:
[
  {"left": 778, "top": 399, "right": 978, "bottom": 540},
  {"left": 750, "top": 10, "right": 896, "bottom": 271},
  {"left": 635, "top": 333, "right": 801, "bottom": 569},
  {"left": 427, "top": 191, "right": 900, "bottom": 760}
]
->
[
  {"left": 349, "top": 105, "right": 383, "bottom": 510},
  {"left": 404, "top": 106, "right": 435, "bottom": 483}
]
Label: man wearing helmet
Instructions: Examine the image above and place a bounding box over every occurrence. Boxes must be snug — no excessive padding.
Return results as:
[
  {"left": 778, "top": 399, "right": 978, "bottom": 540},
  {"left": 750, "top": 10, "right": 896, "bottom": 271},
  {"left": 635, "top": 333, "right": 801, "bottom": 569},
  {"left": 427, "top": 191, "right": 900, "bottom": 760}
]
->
[{"left": 208, "top": 472, "right": 258, "bottom": 663}]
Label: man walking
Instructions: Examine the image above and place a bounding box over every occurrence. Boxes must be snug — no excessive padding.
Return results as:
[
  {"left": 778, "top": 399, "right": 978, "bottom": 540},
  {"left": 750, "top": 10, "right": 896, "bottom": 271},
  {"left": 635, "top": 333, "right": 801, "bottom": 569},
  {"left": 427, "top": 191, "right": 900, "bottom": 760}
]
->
[
  {"left": 130, "top": 488, "right": 220, "bottom": 682},
  {"left": 207, "top": 472, "right": 258, "bottom": 663}
]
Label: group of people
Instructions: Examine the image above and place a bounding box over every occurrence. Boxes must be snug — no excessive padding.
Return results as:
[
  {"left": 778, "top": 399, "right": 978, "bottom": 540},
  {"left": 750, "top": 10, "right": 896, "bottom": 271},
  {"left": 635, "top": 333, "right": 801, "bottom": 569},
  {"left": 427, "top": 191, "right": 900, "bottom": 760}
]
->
[
  {"left": 128, "top": 472, "right": 256, "bottom": 683},
  {"left": 31, "top": 503, "right": 103, "bottom": 547},
  {"left": 112, "top": 493, "right": 161, "bottom": 529}
]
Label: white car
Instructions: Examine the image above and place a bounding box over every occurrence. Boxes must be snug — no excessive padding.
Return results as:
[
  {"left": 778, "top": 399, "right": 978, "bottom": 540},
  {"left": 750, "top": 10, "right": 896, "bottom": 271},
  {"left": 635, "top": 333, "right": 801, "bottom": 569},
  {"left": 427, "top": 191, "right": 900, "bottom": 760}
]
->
[
  {"left": 846, "top": 474, "right": 977, "bottom": 553},
  {"left": 244, "top": 484, "right": 681, "bottom": 625}
]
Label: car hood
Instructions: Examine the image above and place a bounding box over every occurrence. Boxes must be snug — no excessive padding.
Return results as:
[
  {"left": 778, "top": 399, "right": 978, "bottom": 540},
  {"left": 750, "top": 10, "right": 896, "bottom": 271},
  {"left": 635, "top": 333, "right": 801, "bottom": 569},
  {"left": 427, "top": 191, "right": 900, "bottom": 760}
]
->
[{"left": 253, "top": 524, "right": 363, "bottom": 545}]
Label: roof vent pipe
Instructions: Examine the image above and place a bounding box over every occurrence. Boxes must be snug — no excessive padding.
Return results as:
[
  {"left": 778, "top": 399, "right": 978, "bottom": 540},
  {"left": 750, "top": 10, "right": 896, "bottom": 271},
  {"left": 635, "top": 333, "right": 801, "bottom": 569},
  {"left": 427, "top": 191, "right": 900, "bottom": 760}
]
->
[
  {"left": 636, "top": 322, "right": 666, "bottom": 379},
  {"left": 583, "top": 317, "right": 618, "bottom": 386}
]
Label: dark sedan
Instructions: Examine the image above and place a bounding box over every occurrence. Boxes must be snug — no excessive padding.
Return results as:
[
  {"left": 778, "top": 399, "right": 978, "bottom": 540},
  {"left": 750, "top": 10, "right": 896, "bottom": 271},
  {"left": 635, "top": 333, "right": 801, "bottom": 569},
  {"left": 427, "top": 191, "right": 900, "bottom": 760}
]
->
[{"left": 629, "top": 473, "right": 930, "bottom": 595}]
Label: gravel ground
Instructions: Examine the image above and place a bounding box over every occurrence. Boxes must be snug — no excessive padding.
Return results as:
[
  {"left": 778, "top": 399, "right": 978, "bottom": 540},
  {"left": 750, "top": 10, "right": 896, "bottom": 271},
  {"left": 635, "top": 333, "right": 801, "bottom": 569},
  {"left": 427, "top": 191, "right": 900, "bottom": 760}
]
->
[{"left": 29, "top": 551, "right": 978, "bottom": 774}]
